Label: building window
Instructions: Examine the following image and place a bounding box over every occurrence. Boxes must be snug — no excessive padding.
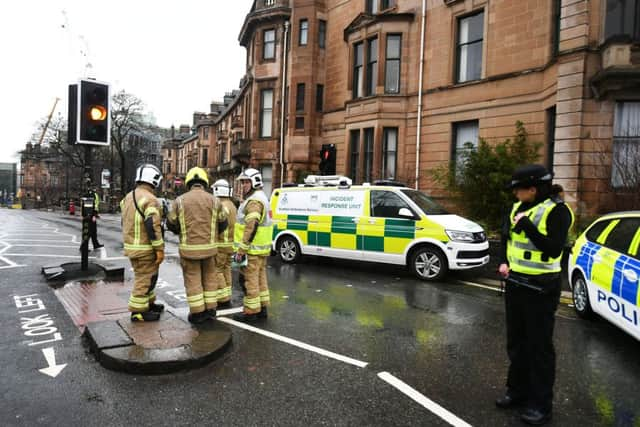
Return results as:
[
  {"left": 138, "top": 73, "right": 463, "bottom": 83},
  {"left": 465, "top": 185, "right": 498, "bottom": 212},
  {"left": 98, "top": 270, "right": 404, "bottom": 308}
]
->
[
  {"left": 316, "top": 84, "right": 324, "bottom": 112},
  {"left": 349, "top": 130, "right": 360, "bottom": 182},
  {"left": 318, "top": 20, "right": 326, "bottom": 48},
  {"left": 295, "top": 116, "right": 305, "bottom": 130},
  {"left": 546, "top": 107, "right": 556, "bottom": 174},
  {"left": 353, "top": 42, "right": 364, "bottom": 99},
  {"left": 605, "top": 0, "right": 640, "bottom": 41},
  {"left": 220, "top": 142, "right": 227, "bottom": 163},
  {"left": 456, "top": 11, "right": 484, "bottom": 83},
  {"left": 260, "top": 164, "right": 273, "bottom": 195},
  {"left": 203, "top": 127, "right": 209, "bottom": 139},
  {"left": 299, "top": 19, "right": 309, "bottom": 46},
  {"left": 263, "top": 29, "right": 276, "bottom": 59},
  {"left": 612, "top": 102, "right": 640, "bottom": 188},
  {"left": 381, "top": 0, "right": 396, "bottom": 9},
  {"left": 260, "top": 89, "right": 273, "bottom": 138},
  {"left": 366, "top": 37, "right": 378, "bottom": 96},
  {"left": 384, "top": 34, "right": 401, "bottom": 93},
  {"left": 366, "top": 0, "right": 379, "bottom": 14},
  {"left": 202, "top": 148, "right": 208, "bottom": 165},
  {"left": 452, "top": 121, "right": 479, "bottom": 178},
  {"left": 552, "top": 0, "right": 561, "bottom": 57},
  {"left": 296, "top": 83, "right": 305, "bottom": 112},
  {"left": 168, "top": 151, "right": 171, "bottom": 159},
  {"left": 363, "top": 128, "right": 374, "bottom": 182},
  {"left": 264, "top": 0, "right": 274, "bottom": 6},
  {"left": 382, "top": 127, "right": 397, "bottom": 179}
]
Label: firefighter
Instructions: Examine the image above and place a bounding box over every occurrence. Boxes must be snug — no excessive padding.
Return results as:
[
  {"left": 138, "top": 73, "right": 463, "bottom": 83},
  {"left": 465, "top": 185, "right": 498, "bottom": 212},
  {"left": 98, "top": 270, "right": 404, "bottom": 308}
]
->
[
  {"left": 232, "top": 168, "right": 273, "bottom": 322},
  {"left": 121, "top": 164, "right": 165, "bottom": 322},
  {"left": 167, "top": 167, "right": 228, "bottom": 324},
  {"left": 212, "top": 179, "right": 237, "bottom": 309},
  {"left": 495, "top": 164, "right": 574, "bottom": 425}
]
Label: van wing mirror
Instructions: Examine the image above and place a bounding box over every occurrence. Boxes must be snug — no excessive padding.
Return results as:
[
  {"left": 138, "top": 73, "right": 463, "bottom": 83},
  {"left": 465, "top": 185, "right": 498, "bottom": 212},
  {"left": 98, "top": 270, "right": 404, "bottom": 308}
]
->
[{"left": 398, "top": 207, "right": 414, "bottom": 218}]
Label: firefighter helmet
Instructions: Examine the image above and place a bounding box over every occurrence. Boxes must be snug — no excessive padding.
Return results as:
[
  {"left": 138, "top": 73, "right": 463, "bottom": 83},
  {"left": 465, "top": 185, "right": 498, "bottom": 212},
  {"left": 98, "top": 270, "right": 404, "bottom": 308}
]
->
[
  {"left": 212, "top": 179, "right": 232, "bottom": 197},
  {"left": 135, "top": 164, "right": 163, "bottom": 188},
  {"left": 185, "top": 167, "right": 209, "bottom": 188},
  {"left": 236, "top": 168, "right": 263, "bottom": 189}
]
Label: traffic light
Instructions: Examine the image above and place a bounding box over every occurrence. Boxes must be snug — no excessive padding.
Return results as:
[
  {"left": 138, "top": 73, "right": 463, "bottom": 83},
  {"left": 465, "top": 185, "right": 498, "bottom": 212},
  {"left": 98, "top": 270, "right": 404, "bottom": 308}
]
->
[
  {"left": 73, "top": 79, "right": 110, "bottom": 145},
  {"left": 319, "top": 144, "right": 336, "bottom": 175}
]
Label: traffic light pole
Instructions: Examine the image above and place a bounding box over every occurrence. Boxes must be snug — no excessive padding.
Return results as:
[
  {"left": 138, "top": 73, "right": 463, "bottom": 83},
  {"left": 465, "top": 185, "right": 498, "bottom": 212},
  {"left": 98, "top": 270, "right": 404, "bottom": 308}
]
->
[{"left": 80, "top": 145, "right": 93, "bottom": 271}]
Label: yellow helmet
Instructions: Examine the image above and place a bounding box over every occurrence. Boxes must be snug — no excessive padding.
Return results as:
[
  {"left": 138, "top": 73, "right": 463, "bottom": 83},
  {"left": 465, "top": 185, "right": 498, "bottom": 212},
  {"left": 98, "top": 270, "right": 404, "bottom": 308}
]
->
[{"left": 185, "top": 167, "right": 209, "bottom": 188}]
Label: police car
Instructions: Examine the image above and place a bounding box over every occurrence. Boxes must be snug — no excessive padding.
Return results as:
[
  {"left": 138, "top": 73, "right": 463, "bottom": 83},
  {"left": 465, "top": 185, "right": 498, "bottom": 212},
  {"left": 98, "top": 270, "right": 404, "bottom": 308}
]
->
[
  {"left": 568, "top": 211, "right": 640, "bottom": 341},
  {"left": 270, "top": 175, "right": 489, "bottom": 281}
]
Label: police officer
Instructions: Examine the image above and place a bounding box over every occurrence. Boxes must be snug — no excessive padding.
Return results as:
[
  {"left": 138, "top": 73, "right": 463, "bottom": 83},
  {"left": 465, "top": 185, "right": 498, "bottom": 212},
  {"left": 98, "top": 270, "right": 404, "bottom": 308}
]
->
[
  {"left": 232, "top": 168, "right": 273, "bottom": 322},
  {"left": 212, "top": 179, "right": 237, "bottom": 309},
  {"left": 121, "top": 164, "right": 165, "bottom": 322},
  {"left": 167, "top": 167, "right": 228, "bottom": 324},
  {"left": 88, "top": 187, "right": 103, "bottom": 249},
  {"left": 496, "top": 164, "right": 574, "bottom": 425}
]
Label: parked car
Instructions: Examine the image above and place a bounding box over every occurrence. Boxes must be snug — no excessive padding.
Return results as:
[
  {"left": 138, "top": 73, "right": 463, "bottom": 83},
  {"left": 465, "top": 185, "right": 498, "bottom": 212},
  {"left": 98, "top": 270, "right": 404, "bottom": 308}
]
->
[{"left": 568, "top": 211, "right": 640, "bottom": 341}]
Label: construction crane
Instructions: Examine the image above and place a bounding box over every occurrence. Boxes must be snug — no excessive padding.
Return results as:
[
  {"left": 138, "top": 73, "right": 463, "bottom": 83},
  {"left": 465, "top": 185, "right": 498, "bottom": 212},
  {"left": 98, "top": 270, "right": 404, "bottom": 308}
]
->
[{"left": 37, "top": 97, "right": 61, "bottom": 145}]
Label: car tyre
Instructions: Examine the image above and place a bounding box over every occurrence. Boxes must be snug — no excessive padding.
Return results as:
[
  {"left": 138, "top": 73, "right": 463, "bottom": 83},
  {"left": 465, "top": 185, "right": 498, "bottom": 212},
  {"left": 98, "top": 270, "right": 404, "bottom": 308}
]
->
[
  {"left": 410, "top": 245, "right": 448, "bottom": 281},
  {"left": 277, "top": 235, "right": 301, "bottom": 264},
  {"left": 572, "top": 271, "right": 594, "bottom": 319}
]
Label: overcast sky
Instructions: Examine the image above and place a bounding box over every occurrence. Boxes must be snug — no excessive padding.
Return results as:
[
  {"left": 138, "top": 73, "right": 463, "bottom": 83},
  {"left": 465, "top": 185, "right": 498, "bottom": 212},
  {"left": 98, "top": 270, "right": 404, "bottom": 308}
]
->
[{"left": 0, "top": 0, "right": 254, "bottom": 164}]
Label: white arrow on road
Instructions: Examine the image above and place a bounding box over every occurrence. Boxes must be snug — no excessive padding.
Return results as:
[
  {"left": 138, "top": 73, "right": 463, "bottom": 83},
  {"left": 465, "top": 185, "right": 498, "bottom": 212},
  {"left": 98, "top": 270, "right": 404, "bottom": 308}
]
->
[{"left": 39, "top": 347, "right": 67, "bottom": 378}]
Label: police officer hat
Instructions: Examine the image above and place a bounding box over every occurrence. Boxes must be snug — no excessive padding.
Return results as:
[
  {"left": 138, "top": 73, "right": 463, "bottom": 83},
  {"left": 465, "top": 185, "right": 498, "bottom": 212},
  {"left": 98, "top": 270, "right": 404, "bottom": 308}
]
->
[{"left": 508, "top": 164, "right": 553, "bottom": 189}]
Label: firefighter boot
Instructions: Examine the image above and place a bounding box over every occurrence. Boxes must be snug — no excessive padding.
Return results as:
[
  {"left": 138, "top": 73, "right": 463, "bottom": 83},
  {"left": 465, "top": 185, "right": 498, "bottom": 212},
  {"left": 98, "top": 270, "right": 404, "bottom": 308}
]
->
[
  {"left": 257, "top": 306, "right": 268, "bottom": 319},
  {"left": 206, "top": 309, "right": 217, "bottom": 320},
  {"left": 131, "top": 311, "right": 161, "bottom": 322},
  {"left": 149, "top": 302, "right": 165, "bottom": 313},
  {"left": 232, "top": 312, "right": 261, "bottom": 323},
  {"left": 188, "top": 311, "right": 210, "bottom": 324}
]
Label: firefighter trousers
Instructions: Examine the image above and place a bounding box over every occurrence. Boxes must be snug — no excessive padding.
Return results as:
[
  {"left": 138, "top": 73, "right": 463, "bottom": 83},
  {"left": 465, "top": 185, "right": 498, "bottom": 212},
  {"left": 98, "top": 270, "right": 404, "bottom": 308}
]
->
[
  {"left": 180, "top": 256, "right": 218, "bottom": 314},
  {"left": 240, "top": 255, "right": 269, "bottom": 314},
  {"left": 128, "top": 253, "right": 159, "bottom": 312},
  {"left": 215, "top": 251, "right": 232, "bottom": 303}
]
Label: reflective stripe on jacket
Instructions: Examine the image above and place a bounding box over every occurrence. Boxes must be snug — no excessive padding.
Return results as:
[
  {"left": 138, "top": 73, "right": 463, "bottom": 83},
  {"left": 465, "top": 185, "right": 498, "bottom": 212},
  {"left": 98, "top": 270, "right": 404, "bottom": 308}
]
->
[
  {"left": 167, "top": 186, "right": 228, "bottom": 260},
  {"left": 120, "top": 184, "right": 164, "bottom": 259},
  {"left": 506, "top": 198, "right": 574, "bottom": 275},
  {"left": 234, "top": 189, "right": 273, "bottom": 256}
]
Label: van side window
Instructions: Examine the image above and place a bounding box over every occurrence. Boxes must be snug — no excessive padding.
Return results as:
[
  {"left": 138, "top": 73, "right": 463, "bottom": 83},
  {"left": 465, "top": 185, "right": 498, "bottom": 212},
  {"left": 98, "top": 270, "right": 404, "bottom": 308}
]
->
[
  {"left": 604, "top": 218, "right": 640, "bottom": 256},
  {"left": 370, "top": 190, "right": 413, "bottom": 218}
]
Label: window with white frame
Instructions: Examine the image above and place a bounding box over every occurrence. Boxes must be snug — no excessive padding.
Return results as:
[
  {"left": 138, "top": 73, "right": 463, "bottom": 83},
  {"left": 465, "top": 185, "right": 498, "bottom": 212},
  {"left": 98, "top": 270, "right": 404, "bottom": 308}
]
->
[
  {"left": 452, "top": 120, "right": 479, "bottom": 178},
  {"left": 299, "top": 19, "right": 308, "bottom": 45},
  {"left": 260, "top": 164, "right": 273, "bottom": 195},
  {"left": 385, "top": 34, "right": 401, "bottom": 93},
  {"left": 353, "top": 42, "right": 364, "bottom": 99},
  {"left": 263, "top": 29, "right": 275, "bottom": 59},
  {"left": 382, "top": 127, "right": 397, "bottom": 179},
  {"left": 260, "top": 89, "right": 273, "bottom": 138},
  {"left": 456, "top": 11, "right": 484, "bottom": 83},
  {"left": 612, "top": 102, "right": 640, "bottom": 188}
]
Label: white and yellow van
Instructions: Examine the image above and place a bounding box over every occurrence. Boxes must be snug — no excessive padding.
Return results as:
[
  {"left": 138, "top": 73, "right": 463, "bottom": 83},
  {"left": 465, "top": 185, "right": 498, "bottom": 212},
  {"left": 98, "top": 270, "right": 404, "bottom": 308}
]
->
[{"left": 270, "top": 176, "right": 489, "bottom": 281}]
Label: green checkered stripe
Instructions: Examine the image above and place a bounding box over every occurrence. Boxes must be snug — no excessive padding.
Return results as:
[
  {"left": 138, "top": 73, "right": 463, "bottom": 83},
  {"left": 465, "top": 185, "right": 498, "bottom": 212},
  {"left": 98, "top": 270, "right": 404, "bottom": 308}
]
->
[{"left": 273, "top": 215, "right": 417, "bottom": 252}]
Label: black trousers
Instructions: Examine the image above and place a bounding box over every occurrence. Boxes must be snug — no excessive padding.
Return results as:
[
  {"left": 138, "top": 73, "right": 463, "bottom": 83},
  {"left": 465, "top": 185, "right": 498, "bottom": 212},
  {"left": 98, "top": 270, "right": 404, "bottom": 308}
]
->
[
  {"left": 504, "top": 278, "right": 560, "bottom": 411},
  {"left": 89, "top": 217, "right": 100, "bottom": 247}
]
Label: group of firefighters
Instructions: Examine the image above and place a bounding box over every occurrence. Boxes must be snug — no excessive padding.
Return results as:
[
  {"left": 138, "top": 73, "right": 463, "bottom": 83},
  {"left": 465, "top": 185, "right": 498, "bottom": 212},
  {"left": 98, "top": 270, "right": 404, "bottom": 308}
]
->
[{"left": 120, "top": 164, "right": 272, "bottom": 324}]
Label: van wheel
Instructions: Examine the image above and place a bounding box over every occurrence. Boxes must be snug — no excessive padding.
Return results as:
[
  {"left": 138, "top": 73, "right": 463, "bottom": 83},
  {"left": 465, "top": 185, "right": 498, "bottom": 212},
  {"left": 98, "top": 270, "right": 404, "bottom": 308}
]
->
[
  {"left": 572, "top": 271, "right": 594, "bottom": 319},
  {"left": 410, "top": 246, "right": 447, "bottom": 281},
  {"left": 277, "top": 235, "right": 300, "bottom": 263}
]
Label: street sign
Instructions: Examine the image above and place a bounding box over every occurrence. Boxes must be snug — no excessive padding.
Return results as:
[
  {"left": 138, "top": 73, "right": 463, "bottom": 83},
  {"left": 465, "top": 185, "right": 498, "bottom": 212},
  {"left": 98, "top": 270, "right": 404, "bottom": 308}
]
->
[{"left": 101, "top": 169, "right": 111, "bottom": 189}]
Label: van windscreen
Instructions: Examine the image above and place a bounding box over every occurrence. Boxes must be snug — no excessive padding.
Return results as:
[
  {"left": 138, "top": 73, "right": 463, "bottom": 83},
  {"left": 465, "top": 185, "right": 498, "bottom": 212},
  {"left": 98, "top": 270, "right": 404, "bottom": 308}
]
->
[{"left": 401, "top": 190, "right": 448, "bottom": 215}]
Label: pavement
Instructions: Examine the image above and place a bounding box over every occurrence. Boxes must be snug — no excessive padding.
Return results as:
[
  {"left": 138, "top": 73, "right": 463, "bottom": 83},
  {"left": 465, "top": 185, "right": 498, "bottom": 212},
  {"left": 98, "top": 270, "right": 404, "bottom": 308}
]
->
[{"left": 52, "top": 276, "right": 233, "bottom": 375}]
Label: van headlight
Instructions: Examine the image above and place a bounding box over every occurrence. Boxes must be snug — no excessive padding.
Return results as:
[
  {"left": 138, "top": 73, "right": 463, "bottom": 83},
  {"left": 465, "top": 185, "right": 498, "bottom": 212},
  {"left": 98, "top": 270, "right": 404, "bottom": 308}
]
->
[{"left": 445, "top": 230, "right": 476, "bottom": 242}]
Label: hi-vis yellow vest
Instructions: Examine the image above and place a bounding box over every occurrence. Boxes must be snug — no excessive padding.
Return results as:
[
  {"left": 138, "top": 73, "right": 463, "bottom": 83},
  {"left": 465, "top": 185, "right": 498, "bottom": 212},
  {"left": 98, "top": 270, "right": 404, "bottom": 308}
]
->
[
  {"left": 507, "top": 198, "right": 574, "bottom": 275},
  {"left": 234, "top": 190, "right": 273, "bottom": 256}
]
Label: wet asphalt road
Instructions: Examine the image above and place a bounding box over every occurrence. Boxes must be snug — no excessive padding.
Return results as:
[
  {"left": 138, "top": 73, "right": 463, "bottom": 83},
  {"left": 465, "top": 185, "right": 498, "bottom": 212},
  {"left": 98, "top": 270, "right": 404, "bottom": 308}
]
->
[{"left": 1, "top": 208, "right": 639, "bottom": 427}]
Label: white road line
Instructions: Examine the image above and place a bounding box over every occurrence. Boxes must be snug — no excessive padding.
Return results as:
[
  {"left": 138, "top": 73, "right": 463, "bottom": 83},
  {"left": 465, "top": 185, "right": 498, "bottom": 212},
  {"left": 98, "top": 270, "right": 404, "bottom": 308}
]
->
[
  {"left": 1, "top": 253, "right": 101, "bottom": 258},
  {"left": 377, "top": 372, "right": 472, "bottom": 427},
  {"left": 2, "top": 239, "right": 72, "bottom": 242},
  {"left": 457, "top": 280, "right": 503, "bottom": 293},
  {"left": 8, "top": 244, "right": 79, "bottom": 248},
  {"left": 217, "top": 316, "right": 369, "bottom": 368}
]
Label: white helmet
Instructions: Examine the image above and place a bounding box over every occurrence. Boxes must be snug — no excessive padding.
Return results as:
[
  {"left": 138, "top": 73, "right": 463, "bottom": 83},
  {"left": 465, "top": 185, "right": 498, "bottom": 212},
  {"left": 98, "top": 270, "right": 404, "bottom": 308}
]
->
[
  {"left": 212, "top": 179, "right": 232, "bottom": 197},
  {"left": 135, "top": 164, "right": 162, "bottom": 188},
  {"left": 236, "top": 167, "right": 263, "bottom": 189}
]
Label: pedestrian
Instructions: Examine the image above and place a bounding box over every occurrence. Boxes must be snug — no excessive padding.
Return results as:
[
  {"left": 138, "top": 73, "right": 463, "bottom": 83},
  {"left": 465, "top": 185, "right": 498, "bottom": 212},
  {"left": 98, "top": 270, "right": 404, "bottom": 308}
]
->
[
  {"left": 212, "top": 179, "right": 237, "bottom": 309},
  {"left": 88, "top": 186, "right": 103, "bottom": 249},
  {"left": 166, "top": 167, "right": 228, "bottom": 324},
  {"left": 495, "top": 164, "right": 574, "bottom": 425},
  {"left": 232, "top": 168, "right": 273, "bottom": 322},
  {"left": 121, "top": 164, "right": 165, "bottom": 322}
]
